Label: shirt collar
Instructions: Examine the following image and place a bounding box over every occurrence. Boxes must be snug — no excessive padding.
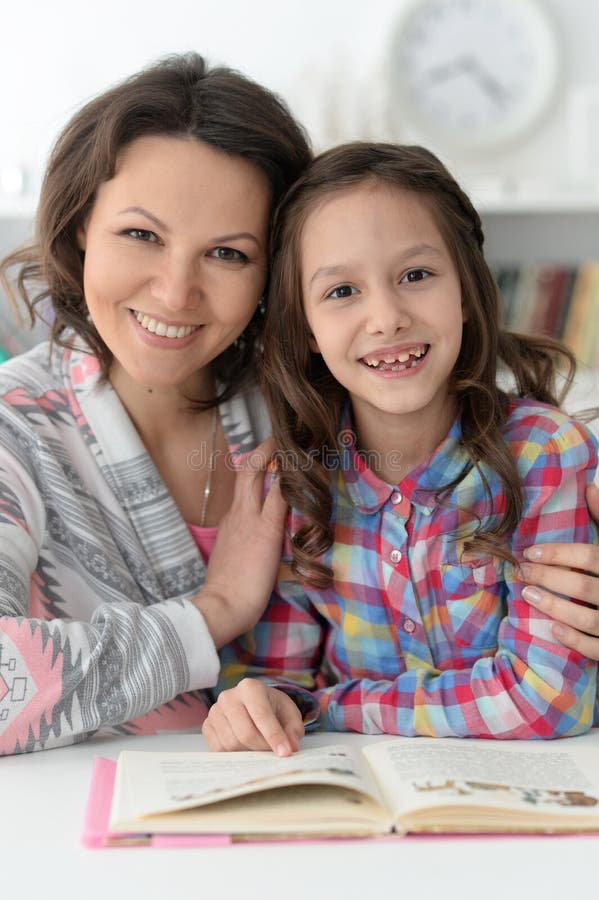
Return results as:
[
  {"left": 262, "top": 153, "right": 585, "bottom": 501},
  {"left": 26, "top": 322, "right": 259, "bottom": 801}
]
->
[{"left": 339, "top": 404, "right": 471, "bottom": 515}]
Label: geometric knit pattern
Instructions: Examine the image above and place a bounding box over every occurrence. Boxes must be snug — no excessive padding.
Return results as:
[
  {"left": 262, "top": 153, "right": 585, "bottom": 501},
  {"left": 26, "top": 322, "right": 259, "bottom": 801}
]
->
[{"left": 0, "top": 338, "right": 270, "bottom": 754}]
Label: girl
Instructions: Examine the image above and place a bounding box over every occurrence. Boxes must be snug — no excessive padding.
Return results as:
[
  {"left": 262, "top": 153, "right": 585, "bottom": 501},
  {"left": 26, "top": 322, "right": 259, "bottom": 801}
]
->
[
  {"left": 0, "top": 53, "right": 311, "bottom": 755},
  {"left": 205, "top": 142, "right": 598, "bottom": 754}
]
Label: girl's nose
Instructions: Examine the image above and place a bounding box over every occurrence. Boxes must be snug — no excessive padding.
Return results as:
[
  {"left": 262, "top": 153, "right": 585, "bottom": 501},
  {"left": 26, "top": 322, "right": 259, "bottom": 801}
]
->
[{"left": 364, "top": 288, "right": 412, "bottom": 336}]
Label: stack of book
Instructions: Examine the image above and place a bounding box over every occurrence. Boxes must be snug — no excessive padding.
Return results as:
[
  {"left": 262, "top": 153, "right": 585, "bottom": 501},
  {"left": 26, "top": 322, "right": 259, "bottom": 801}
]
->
[{"left": 494, "top": 263, "right": 599, "bottom": 369}]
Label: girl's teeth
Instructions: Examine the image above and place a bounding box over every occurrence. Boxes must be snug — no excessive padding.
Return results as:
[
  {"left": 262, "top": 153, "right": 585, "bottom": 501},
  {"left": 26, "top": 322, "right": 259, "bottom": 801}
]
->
[{"left": 363, "top": 345, "right": 427, "bottom": 367}]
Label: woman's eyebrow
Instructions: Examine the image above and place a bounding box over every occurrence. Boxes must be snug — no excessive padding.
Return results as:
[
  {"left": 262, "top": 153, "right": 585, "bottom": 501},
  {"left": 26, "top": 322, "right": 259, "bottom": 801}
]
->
[
  {"left": 117, "top": 213, "right": 262, "bottom": 248},
  {"left": 212, "top": 232, "right": 262, "bottom": 247},
  {"left": 119, "top": 206, "right": 168, "bottom": 231}
]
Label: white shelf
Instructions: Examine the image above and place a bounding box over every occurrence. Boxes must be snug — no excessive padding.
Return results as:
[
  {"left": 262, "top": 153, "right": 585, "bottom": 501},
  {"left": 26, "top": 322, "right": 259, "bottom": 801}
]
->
[
  {"left": 2, "top": 192, "right": 599, "bottom": 219},
  {"left": 473, "top": 192, "right": 599, "bottom": 215}
]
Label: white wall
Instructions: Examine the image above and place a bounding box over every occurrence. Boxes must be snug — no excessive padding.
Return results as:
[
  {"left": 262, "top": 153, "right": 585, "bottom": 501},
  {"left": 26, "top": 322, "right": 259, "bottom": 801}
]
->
[{"left": 2, "top": 0, "right": 599, "bottom": 209}]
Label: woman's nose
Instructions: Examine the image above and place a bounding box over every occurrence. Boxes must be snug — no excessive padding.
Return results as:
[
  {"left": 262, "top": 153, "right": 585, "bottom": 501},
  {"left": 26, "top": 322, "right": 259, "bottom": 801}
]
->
[
  {"left": 149, "top": 256, "right": 202, "bottom": 311},
  {"left": 364, "top": 287, "right": 412, "bottom": 336}
]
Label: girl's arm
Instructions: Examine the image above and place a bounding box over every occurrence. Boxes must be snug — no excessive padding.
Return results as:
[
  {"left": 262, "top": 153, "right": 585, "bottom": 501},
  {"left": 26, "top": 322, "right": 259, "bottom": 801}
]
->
[
  {"left": 212, "top": 416, "right": 597, "bottom": 744},
  {"left": 0, "top": 445, "right": 286, "bottom": 755}
]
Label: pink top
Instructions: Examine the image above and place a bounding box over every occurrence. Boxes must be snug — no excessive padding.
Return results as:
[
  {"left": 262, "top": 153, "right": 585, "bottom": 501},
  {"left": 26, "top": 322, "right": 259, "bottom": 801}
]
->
[{"left": 187, "top": 523, "right": 219, "bottom": 561}]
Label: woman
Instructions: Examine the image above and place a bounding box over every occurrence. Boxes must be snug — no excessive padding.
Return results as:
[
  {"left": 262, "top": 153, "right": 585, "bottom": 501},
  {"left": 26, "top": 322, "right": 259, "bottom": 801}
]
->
[{"left": 0, "top": 52, "right": 311, "bottom": 755}]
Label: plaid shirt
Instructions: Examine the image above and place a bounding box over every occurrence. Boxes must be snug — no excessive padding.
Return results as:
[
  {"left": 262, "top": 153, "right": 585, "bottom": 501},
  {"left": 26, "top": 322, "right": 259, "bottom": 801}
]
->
[{"left": 219, "top": 398, "right": 599, "bottom": 739}]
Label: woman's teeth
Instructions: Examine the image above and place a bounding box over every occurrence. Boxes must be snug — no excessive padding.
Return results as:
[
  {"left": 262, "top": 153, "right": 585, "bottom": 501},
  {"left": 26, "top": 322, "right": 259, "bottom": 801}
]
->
[
  {"left": 132, "top": 310, "right": 199, "bottom": 339},
  {"left": 363, "top": 345, "right": 428, "bottom": 369}
]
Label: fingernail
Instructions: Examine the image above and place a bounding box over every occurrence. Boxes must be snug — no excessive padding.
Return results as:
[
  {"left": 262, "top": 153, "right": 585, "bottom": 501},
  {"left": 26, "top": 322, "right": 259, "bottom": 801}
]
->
[
  {"left": 522, "top": 586, "right": 542, "bottom": 605},
  {"left": 523, "top": 547, "right": 543, "bottom": 561},
  {"left": 275, "top": 742, "right": 291, "bottom": 757},
  {"left": 518, "top": 564, "right": 533, "bottom": 580},
  {"left": 552, "top": 624, "right": 566, "bottom": 640}
]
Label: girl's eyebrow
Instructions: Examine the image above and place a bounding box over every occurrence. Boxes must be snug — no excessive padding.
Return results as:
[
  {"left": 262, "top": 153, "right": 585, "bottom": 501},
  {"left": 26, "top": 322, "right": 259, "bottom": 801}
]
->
[{"left": 308, "top": 243, "right": 444, "bottom": 286}]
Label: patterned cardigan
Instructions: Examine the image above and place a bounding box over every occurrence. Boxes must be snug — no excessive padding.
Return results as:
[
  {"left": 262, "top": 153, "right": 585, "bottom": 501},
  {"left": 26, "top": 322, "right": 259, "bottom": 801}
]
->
[{"left": 0, "top": 339, "right": 270, "bottom": 754}]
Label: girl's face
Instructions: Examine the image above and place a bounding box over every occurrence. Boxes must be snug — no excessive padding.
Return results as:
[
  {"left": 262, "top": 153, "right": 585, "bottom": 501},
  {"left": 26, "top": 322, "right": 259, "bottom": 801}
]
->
[
  {"left": 78, "top": 135, "right": 271, "bottom": 394},
  {"left": 300, "top": 181, "right": 465, "bottom": 441}
]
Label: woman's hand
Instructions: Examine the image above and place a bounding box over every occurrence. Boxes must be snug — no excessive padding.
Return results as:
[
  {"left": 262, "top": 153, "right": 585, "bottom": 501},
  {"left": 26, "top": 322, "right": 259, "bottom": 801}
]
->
[
  {"left": 202, "top": 678, "right": 304, "bottom": 756},
  {"left": 193, "top": 438, "right": 287, "bottom": 649},
  {"left": 520, "top": 483, "right": 599, "bottom": 658}
]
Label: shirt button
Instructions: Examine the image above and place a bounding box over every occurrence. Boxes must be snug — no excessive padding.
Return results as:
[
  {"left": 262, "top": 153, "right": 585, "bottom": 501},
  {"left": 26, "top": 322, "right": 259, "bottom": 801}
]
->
[
  {"left": 391, "top": 491, "right": 403, "bottom": 505},
  {"left": 422, "top": 507, "right": 432, "bottom": 516},
  {"left": 403, "top": 618, "right": 416, "bottom": 634},
  {"left": 389, "top": 548, "right": 402, "bottom": 564}
]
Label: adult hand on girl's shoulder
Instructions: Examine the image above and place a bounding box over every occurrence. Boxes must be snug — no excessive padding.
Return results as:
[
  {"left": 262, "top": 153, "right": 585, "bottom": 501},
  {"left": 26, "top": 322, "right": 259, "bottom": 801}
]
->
[
  {"left": 202, "top": 678, "right": 304, "bottom": 755},
  {"left": 520, "top": 483, "right": 599, "bottom": 659},
  {"left": 193, "top": 438, "right": 287, "bottom": 649}
]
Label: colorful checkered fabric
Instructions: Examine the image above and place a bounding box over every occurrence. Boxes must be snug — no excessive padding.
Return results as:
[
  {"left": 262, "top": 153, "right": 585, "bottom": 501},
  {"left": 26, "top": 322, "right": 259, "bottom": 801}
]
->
[{"left": 219, "top": 399, "right": 599, "bottom": 739}]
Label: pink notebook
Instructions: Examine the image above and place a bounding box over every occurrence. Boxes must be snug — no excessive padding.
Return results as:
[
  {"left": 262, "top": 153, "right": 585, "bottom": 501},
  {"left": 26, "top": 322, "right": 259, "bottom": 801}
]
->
[{"left": 82, "top": 757, "right": 231, "bottom": 849}]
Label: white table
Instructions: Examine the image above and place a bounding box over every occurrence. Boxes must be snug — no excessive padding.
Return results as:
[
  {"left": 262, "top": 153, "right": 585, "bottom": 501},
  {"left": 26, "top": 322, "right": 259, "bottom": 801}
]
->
[{"left": 2, "top": 729, "right": 598, "bottom": 900}]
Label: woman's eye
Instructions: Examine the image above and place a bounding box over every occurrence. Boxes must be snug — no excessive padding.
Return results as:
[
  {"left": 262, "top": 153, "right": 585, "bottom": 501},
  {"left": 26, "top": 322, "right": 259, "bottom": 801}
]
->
[
  {"left": 401, "top": 268, "right": 431, "bottom": 283},
  {"left": 210, "top": 247, "right": 248, "bottom": 262},
  {"left": 327, "top": 284, "right": 357, "bottom": 300},
  {"left": 123, "top": 228, "right": 159, "bottom": 243}
]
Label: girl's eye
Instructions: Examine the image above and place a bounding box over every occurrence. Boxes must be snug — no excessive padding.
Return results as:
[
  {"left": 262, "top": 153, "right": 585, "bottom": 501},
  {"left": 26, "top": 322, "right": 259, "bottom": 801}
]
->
[
  {"left": 326, "top": 284, "right": 358, "bottom": 300},
  {"left": 401, "top": 268, "right": 431, "bottom": 283},
  {"left": 124, "top": 228, "right": 159, "bottom": 243},
  {"left": 210, "top": 247, "right": 248, "bottom": 262}
]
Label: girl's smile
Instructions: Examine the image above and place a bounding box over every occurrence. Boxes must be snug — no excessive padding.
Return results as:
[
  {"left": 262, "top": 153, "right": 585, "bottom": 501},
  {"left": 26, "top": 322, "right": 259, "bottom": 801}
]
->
[{"left": 360, "top": 342, "right": 430, "bottom": 375}]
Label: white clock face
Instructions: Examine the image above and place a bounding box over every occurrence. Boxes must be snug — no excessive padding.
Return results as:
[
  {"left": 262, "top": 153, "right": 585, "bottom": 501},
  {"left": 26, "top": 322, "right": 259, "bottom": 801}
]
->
[{"left": 389, "top": 0, "right": 560, "bottom": 152}]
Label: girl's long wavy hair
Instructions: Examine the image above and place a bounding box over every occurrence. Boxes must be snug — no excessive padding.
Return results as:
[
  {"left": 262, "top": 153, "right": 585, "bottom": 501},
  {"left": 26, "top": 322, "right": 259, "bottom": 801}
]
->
[
  {"left": 0, "top": 52, "right": 311, "bottom": 407},
  {"left": 261, "top": 142, "right": 578, "bottom": 588}
]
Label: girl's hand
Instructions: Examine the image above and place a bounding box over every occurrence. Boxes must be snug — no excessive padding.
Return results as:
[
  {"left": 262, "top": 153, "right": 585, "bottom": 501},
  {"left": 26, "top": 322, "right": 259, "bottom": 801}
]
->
[
  {"left": 193, "top": 438, "right": 287, "bottom": 649},
  {"left": 520, "top": 483, "right": 599, "bottom": 659},
  {"left": 202, "top": 679, "right": 304, "bottom": 755}
]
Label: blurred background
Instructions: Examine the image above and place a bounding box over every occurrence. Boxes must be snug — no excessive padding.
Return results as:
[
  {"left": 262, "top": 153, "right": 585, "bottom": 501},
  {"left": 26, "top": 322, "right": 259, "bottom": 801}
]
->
[{"left": 0, "top": 0, "right": 598, "bottom": 401}]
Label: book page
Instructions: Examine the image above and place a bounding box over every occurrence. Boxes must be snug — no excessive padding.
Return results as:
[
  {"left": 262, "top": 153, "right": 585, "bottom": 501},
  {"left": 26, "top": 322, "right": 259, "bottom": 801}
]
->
[
  {"left": 112, "top": 744, "right": 385, "bottom": 824},
  {"left": 362, "top": 737, "right": 599, "bottom": 820}
]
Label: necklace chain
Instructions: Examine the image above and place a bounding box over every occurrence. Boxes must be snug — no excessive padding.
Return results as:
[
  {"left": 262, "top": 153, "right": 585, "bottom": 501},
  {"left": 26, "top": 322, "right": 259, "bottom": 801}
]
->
[{"left": 199, "top": 407, "right": 218, "bottom": 528}]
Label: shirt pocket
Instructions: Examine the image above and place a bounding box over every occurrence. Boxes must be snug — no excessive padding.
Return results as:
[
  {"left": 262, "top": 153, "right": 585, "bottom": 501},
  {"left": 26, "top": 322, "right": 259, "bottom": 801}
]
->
[{"left": 440, "top": 557, "right": 505, "bottom": 652}]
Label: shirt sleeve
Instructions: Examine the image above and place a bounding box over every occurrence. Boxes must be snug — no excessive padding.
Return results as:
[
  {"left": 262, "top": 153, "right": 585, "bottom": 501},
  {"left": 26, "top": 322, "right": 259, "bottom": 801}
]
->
[
  {"left": 0, "top": 453, "right": 219, "bottom": 756},
  {"left": 218, "top": 417, "right": 598, "bottom": 740}
]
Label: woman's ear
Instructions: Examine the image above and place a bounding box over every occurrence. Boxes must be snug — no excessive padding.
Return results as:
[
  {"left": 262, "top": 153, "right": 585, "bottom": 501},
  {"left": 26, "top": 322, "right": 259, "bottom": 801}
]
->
[{"left": 76, "top": 218, "right": 89, "bottom": 252}]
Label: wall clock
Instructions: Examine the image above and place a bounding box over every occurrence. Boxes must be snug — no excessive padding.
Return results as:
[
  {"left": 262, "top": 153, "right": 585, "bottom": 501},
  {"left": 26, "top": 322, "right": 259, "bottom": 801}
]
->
[{"left": 388, "top": 0, "right": 561, "bottom": 153}]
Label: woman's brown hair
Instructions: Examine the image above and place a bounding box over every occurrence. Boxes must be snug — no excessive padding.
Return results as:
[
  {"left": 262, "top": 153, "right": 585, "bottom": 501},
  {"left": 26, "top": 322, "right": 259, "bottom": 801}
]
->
[
  {"left": 0, "top": 52, "right": 311, "bottom": 405},
  {"left": 261, "top": 142, "right": 578, "bottom": 587}
]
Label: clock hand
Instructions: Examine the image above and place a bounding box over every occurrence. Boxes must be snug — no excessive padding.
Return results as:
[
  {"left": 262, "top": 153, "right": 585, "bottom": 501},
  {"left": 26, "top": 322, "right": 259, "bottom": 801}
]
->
[
  {"left": 421, "top": 54, "right": 510, "bottom": 109},
  {"left": 461, "top": 56, "right": 510, "bottom": 107},
  {"left": 423, "top": 55, "right": 473, "bottom": 86}
]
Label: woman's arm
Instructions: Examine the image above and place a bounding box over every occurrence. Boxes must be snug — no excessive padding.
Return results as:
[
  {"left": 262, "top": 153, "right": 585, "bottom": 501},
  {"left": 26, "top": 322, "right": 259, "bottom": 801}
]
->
[
  {"left": 519, "top": 483, "right": 599, "bottom": 659},
  {"left": 0, "top": 442, "right": 286, "bottom": 755}
]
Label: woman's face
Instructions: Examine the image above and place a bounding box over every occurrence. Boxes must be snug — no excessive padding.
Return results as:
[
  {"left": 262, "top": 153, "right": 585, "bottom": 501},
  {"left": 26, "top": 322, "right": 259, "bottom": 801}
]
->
[{"left": 78, "top": 135, "right": 271, "bottom": 393}]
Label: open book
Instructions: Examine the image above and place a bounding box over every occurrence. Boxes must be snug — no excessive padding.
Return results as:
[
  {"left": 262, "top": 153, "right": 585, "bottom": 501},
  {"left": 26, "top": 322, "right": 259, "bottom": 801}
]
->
[{"left": 103, "top": 736, "right": 599, "bottom": 842}]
